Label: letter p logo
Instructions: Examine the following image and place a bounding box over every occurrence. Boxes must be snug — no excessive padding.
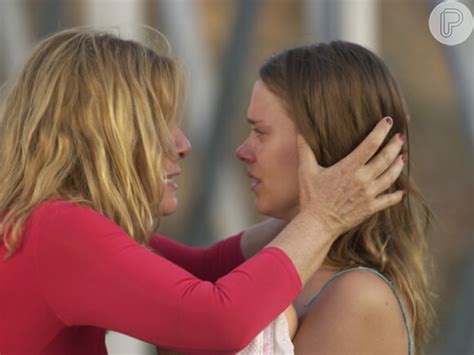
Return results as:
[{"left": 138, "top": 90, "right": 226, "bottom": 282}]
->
[
  {"left": 440, "top": 8, "right": 464, "bottom": 38},
  {"left": 429, "top": 1, "right": 473, "bottom": 46}
]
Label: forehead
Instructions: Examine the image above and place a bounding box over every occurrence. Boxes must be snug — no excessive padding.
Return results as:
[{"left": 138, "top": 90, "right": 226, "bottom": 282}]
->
[{"left": 247, "top": 80, "right": 290, "bottom": 125}]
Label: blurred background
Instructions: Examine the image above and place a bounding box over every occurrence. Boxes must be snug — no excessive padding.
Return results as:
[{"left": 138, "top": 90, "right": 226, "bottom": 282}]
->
[{"left": 0, "top": 0, "right": 472, "bottom": 354}]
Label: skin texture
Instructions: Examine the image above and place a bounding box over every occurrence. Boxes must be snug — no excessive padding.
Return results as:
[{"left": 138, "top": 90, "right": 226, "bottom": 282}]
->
[
  {"left": 238, "top": 81, "right": 409, "bottom": 354},
  {"left": 284, "top": 302, "right": 299, "bottom": 340},
  {"left": 292, "top": 269, "right": 411, "bottom": 355},
  {"left": 236, "top": 81, "right": 303, "bottom": 339},
  {"left": 236, "top": 80, "right": 304, "bottom": 220}
]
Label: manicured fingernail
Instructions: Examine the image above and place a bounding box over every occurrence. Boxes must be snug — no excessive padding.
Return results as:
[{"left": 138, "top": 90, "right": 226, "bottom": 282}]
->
[
  {"left": 384, "top": 117, "right": 393, "bottom": 125},
  {"left": 399, "top": 133, "right": 405, "bottom": 142}
]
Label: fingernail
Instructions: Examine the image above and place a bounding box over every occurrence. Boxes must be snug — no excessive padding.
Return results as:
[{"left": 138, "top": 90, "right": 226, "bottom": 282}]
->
[
  {"left": 399, "top": 133, "right": 405, "bottom": 142},
  {"left": 402, "top": 154, "right": 408, "bottom": 163},
  {"left": 384, "top": 117, "right": 393, "bottom": 125}
]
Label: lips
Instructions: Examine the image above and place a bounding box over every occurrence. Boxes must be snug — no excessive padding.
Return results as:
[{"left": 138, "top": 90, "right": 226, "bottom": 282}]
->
[
  {"left": 166, "top": 170, "right": 181, "bottom": 179},
  {"left": 247, "top": 172, "right": 261, "bottom": 191},
  {"left": 165, "top": 170, "right": 181, "bottom": 190}
]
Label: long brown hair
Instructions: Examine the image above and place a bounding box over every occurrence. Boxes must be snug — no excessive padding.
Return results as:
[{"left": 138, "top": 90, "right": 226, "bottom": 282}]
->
[
  {"left": 0, "top": 28, "right": 182, "bottom": 258},
  {"left": 260, "top": 41, "right": 434, "bottom": 353}
]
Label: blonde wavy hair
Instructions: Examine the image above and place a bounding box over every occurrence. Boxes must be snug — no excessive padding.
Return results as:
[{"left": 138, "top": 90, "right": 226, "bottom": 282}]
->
[
  {"left": 0, "top": 27, "right": 182, "bottom": 258},
  {"left": 260, "top": 41, "right": 435, "bottom": 354}
]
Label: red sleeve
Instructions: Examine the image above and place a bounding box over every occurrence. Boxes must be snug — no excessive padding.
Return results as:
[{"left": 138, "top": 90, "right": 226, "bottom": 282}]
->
[
  {"left": 148, "top": 233, "right": 246, "bottom": 282},
  {"left": 32, "top": 201, "right": 301, "bottom": 353}
]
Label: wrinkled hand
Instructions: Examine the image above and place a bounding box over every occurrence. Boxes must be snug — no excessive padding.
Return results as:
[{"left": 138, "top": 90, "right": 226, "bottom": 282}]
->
[{"left": 297, "top": 117, "right": 405, "bottom": 238}]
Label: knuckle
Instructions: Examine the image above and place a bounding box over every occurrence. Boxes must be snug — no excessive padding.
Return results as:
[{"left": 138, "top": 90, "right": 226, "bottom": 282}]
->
[
  {"left": 388, "top": 169, "right": 397, "bottom": 183},
  {"left": 368, "top": 201, "right": 378, "bottom": 214},
  {"left": 394, "top": 162, "right": 404, "bottom": 178},
  {"left": 386, "top": 193, "right": 398, "bottom": 206},
  {"left": 362, "top": 185, "right": 372, "bottom": 197},
  {"left": 354, "top": 169, "right": 368, "bottom": 184},
  {"left": 365, "top": 184, "right": 376, "bottom": 197},
  {"left": 394, "top": 167, "right": 403, "bottom": 180},
  {"left": 382, "top": 150, "right": 393, "bottom": 165},
  {"left": 383, "top": 163, "right": 397, "bottom": 182},
  {"left": 368, "top": 139, "right": 379, "bottom": 153}
]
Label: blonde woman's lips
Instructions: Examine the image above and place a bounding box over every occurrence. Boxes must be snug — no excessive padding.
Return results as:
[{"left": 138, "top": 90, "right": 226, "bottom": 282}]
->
[
  {"left": 168, "top": 181, "right": 178, "bottom": 190},
  {"left": 165, "top": 178, "right": 178, "bottom": 190},
  {"left": 165, "top": 171, "right": 180, "bottom": 190}
]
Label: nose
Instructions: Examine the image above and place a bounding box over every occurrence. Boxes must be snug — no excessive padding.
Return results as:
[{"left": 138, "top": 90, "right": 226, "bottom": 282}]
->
[
  {"left": 174, "top": 128, "right": 191, "bottom": 159},
  {"left": 236, "top": 139, "right": 255, "bottom": 163}
]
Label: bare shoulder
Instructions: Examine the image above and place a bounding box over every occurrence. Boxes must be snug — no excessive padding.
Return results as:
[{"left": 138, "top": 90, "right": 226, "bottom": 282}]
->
[
  {"left": 310, "top": 269, "right": 408, "bottom": 327},
  {"left": 293, "top": 269, "right": 410, "bottom": 355},
  {"left": 327, "top": 269, "right": 400, "bottom": 308}
]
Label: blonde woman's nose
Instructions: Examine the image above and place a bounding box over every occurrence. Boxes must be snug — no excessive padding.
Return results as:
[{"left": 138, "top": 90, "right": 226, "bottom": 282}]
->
[{"left": 175, "top": 128, "right": 191, "bottom": 159}]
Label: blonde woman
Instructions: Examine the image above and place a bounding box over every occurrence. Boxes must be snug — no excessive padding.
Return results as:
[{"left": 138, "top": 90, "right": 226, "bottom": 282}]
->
[
  {"left": 236, "top": 41, "right": 434, "bottom": 354},
  {"left": 0, "top": 29, "right": 405, "bottom": 354}
]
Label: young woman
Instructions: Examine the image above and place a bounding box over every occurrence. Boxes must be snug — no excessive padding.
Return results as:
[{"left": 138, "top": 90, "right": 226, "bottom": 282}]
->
[
  {"left": 0, "top": 29, "right": 404, "bottom": 354},
  {"left": 236, "top": 41, "right": 434, "bottom": 354}
]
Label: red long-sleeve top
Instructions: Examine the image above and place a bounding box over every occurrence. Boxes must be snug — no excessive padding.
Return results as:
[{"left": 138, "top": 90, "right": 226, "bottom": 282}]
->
[{"left": 0, "top": 200, "right": 301, "bottom": 354}]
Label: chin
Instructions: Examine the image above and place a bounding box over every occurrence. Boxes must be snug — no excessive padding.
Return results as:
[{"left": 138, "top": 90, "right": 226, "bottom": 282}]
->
[
  {"left": 255, "top": 197, "right": 297, "bottom": 221},
  {"left": 255, "top": 198, "right": 277, "bottom": 218},
  {"left": 159, "top": 198, "right": 178, "bottom": 216}
]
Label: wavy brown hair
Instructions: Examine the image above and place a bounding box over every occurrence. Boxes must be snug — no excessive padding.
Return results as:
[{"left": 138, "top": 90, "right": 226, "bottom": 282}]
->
[
  {"left": 260, "top": 41, "right": 434, "bottom": 354},
  {"left": 0, "top": 28, "right": 182, "bottom": 258}
]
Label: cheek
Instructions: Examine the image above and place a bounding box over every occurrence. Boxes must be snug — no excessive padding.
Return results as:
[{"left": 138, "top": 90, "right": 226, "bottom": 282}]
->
[
  {"left": 267, "top": 146, "right": 300, "bottom": 199},
  {"left": 278, "top": 165, "right": 299, "bottom": 200},
  {"left": 277, "top": 144, "right": 299, "bottom": 184},
  {"left": 257, "top": 160, "right": 299, "bottom": 218}
]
